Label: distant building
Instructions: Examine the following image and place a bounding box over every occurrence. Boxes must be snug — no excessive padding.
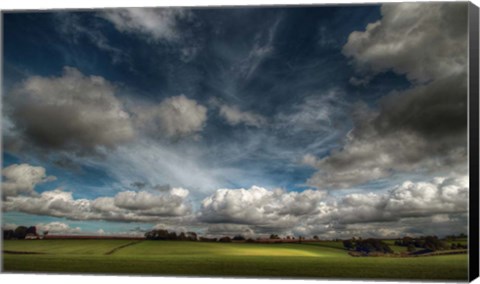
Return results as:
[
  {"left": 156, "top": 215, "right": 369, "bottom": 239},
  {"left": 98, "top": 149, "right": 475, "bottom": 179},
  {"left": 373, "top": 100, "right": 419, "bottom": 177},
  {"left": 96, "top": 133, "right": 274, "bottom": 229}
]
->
[{"left": 25, "top": 233, "right": 38, "bottom": 240}]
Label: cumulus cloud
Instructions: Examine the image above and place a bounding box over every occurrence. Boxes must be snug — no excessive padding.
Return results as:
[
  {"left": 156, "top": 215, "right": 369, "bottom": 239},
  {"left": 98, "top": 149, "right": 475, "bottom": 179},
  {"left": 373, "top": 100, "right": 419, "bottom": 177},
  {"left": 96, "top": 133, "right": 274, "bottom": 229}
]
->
[
  {"left": 134, "top": 95, "right": 207, "bottom": 138},
  {"left": 101, "top": 8, "right": 191, "bottom": 42},
  {"left": 2, "top": 163, "right": 56, "bottom": 198},
  {"left": 199, "top": 186, "right": 328, "bottom": 230},
  {"left": 4, "top": 187, "right": 192, "bottom": 223},
  {"left": 197, "top": 176, "right": 467, "bottom": 237},
  {"left": 310, "top": 176, "right": 468, "bottom": 227},
  {"left": 343, "top": 2, "right": 467, "bottom": 83},
  {"left": 4, "top": 67, "right": 134, "bottom": 155},
  {"left": 307, "top": 2, "right": 468, "bottom": 189},
  {"left": 36, "top": 222, "right": 82, "bottom": 235}
]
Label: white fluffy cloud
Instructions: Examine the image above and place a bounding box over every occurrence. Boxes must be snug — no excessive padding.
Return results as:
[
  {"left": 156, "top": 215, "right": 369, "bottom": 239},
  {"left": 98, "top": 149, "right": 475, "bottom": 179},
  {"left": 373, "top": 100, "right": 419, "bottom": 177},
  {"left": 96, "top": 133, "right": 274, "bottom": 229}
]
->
[
  {"left": 2, "top": 164, "right": 56, "bottom": 197},
  {"left": 134, "top": 95, "right": 207, "bottom": 138},
  {"left": 198, "top": 176, "right": 467, "bottom": 237},
  {"left": 3, "top": 185, "right": 193, "bottom": 223},
  {"left": 5, "top": 67, "right": 134, "bottom": 154},
  {"left": 199, "top": 186, "right": 328, "bottom": 229},
  {"left": 101, "top": 8, "right": 191, "bottom": 42},
  {"left": 36, "top": 222, "right": 82, "bottom": 235},
  {"left": 310, "top": 176, "right": 468, "bottom": 226},
  {"left": 343, "top": 2, "right": 467, "bottom": 83}
]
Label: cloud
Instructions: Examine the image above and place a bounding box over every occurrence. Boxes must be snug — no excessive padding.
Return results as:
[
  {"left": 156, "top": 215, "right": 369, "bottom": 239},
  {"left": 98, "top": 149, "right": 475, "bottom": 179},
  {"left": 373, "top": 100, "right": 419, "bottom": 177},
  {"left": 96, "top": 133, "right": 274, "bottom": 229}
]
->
[
  {"left": 236, "top": 16, "right": 281, "bottom": 80},
  {"left": 4, "top": 186, "right": 193, "bottom": 223},
  {"left": 310, "top": 176, "right": 468, "bottom": 226},
  {"left": 306, "top": 3, "right": 468, "bottom": 189},
  {"left": 131, "top": 181, "right": 147, "bottom": 189},
  {"left": 133, "top": 95, "right": 207, "bottom": 139},
  {"left": 205, "top": 224, "right": 255, "bottom": 238},
  {"left": 36, "top": 222, "right": 82, "bottom": 235},
  {"left": 55, "top": 13, "right": 127, "bottom": 64},
  {"left": 197, "top": 176, "right": 467, "bottom": 237},
  {"left": 101, "top": 8, "right": 191, "bottom": 42},
  {"left": 217, "top": 103, "right": 267, "bottom": 127},
  {"left": 290, "top": 176, "right": 468, "bottom": 238},
  {"left": 199, "top": 186, "right": 328, "bottom": 229},
  {"left": 343, "top": 2, "right": 467, "bottom": 83},
  {"left": 4, "top": 67, "right": 134, "bottom": 155},
  {"left": 2, "top": 163, "right": 56, "bottom": 198}
]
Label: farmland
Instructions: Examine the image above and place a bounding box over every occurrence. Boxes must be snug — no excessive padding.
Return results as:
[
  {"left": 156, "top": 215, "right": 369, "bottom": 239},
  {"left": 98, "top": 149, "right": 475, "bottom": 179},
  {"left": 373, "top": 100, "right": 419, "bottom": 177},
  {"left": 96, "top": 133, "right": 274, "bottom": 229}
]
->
[{"left": 2, "top": 239, "right": 468, "bottom": 280}]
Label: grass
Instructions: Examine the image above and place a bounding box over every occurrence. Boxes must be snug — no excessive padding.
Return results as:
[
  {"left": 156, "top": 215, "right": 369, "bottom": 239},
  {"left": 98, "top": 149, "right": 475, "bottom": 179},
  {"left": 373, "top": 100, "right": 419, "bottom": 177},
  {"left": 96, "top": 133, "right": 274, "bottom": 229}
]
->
[{"left": 2, "top": 240, "right": 468, "bottom": 280}]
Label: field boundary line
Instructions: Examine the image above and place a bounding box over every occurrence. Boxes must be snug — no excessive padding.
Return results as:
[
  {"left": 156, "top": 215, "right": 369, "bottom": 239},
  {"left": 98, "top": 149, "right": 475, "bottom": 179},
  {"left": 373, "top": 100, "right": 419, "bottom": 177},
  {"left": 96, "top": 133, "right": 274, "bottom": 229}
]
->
[
  {"left": 105, "top": 240, "right": 143, "bottom": 255},
  {"left": 3, "top": 250, "right": 46, "bottom": 255}
]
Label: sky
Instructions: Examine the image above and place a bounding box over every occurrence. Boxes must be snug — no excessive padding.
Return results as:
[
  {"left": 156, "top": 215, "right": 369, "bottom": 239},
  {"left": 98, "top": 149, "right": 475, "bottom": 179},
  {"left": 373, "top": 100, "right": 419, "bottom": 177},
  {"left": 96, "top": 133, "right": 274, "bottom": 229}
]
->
[{"left": 1, "top": 2, "right": 470, "bottom": 239}]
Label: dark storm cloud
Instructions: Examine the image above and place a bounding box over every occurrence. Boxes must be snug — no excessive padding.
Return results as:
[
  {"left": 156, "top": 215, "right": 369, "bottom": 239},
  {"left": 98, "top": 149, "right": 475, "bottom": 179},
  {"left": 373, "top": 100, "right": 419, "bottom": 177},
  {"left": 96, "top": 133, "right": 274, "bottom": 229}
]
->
[
  {"left": 131, "top": 182, "right": 147, "bottom": 189},
  {"left": 374, "top": 74, "right": 467, "bottom": 139},
  {"left": 306, "top": 2, "right": 468, "bottom": 189},
  {"left": 130, "top": 181, "right": 171, "bottom": 192},
  {"left": 4, "top": 67, "right": 135, "bottom": 155}
]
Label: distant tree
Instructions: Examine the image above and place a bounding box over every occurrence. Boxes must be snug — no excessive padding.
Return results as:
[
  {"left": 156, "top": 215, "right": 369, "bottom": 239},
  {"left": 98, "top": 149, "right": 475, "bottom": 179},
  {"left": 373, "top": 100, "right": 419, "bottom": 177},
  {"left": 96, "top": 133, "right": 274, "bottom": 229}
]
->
[
  {"left": 26, "top": 226, "right": 37, "bottom": 236},
  {"left": 313, "top": 235, "right": 319, "bottom": 240},
  {"left": 354, "top": 239, "right": 393, "bottom": 254},
  {"left": 422, "top": 236, "right": 449, "bottom": 251},
  {"left": 219, "top": 236, "right": 232, "bottom": 242},
  {"left": 233, "top": 235, "right": 245, "bottom": 241},
  {"left": 179, "top": 232, "right": 188, "bottom": 240},
  {"left": 186, "top": 232, "right": 197, "bottom": 241},
  {"left": 269, "top": 234, "right": 280, "bottom": 239},
  {"left": 14, "top": 226, "right": 28, "bottom": 239},
  {"left": 156, "top": 229, "right": 170, "bottom": 240},
  {"left": 199, "top": 237, "right": 217, "bottom": 242},
  {"left": 407, "top": 244, "right": 416, "bottom": 252},
  {"left": 3, "top": 229, "right": 14, "bottom": 240},
  {"left": 168, "top": 232, "right": 178, "bottom": 240},
  {"left": 343, "top": 239, "right": 354, "bottom": 250}
]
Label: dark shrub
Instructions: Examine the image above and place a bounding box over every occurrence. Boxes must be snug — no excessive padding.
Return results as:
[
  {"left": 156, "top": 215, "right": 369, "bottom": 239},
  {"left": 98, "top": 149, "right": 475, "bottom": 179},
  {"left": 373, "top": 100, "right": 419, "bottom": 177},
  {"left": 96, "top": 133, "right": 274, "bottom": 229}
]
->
[
  {"left": 354, "top": 238, "right": 393, "bottom": 254},
  {"left": 343, "top": 239, "right": 354, "bottom": 250},
  {"left": 219, "top": 236, "right": 232, "bottom": 242},
  {"left": 407, "top": 244, "right": 416, "bottom": 252},
  {"left": 233, "top": 235, "right": 245, "bottom": 241},
  {"left": 14, "top": 226, "right": 28, "bottom": 239},
  {"left": 3, "top": 229, "right": 14, "bottom": 240}
]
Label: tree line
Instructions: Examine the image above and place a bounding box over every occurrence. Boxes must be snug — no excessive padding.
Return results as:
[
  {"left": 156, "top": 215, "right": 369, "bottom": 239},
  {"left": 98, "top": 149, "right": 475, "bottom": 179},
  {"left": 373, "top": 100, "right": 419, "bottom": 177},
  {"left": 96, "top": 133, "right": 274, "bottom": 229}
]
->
[
  {"left": 342, "top": 234, "right": 468, "bottom": 256},
  {"left": 3, "top": 226, "right": 47, "bottom": 240},
  {"left": 393, "top": 235, "right": 467, "bottom": 252}
]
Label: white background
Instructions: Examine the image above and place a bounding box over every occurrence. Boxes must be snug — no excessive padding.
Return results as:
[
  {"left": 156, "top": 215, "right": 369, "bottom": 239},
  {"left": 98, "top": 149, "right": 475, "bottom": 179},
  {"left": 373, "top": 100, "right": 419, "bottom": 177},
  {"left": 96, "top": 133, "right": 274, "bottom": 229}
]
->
[{"left": 0, "top": 0, "right": 479, "bottom": 284}]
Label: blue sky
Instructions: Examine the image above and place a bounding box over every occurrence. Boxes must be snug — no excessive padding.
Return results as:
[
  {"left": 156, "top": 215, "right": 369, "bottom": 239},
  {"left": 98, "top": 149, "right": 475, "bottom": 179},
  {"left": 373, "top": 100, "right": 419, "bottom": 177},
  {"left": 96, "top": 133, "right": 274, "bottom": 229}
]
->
[{"left": 2, "top": 3, "right": 469, "bottom": 238}]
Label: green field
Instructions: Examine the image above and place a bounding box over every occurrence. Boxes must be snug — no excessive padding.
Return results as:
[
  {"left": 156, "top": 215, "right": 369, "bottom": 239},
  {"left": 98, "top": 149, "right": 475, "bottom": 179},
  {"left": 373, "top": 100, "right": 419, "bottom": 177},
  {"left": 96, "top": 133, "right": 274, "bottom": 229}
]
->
[{"left": 2, "top": 240, "right": 468, "bottom": 280}]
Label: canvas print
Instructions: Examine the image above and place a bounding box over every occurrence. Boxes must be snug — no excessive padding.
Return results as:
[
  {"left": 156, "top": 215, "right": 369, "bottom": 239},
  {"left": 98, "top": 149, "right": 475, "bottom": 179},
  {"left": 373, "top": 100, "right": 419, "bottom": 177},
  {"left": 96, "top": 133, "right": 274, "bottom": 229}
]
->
[{"left": 1, "top": 1, "right": 477, "bottom": 281}]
